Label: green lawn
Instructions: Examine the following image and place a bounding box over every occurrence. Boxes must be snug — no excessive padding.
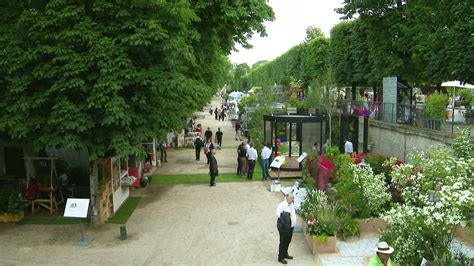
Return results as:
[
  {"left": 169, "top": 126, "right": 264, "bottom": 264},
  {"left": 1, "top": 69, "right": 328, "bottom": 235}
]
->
[
  {"left": 151, "top": 164, "right": 263, "bottom": 184},
  {"left": 19, "top": 216, "right": 82, "bottom": 225},
  {"left": 106, "top": 197, "right": 141, "bottom": 224}
]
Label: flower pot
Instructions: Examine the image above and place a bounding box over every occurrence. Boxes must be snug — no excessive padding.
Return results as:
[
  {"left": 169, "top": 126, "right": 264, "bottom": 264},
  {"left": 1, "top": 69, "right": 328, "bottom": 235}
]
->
[
  {"left": 301, "top": 221, "right": 337, "bottom": 254},
  {"left": 0, "top": 212, "right": 24, "bottom": 223},
  {"left": 312, "top": 235, "right": 337, "bottom": 254}
]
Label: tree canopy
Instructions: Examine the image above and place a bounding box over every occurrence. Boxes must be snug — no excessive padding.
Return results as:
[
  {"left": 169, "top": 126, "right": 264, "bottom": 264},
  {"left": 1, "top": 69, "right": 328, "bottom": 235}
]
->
[{"left": 0, "top": 0, "right": 274, "bottom": 160}]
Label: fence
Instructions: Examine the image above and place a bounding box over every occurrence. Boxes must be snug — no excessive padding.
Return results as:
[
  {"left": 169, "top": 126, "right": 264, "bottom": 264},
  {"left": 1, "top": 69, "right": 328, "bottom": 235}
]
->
[{"left": 337, "top": 101, "right": 473, "bottom": 136}]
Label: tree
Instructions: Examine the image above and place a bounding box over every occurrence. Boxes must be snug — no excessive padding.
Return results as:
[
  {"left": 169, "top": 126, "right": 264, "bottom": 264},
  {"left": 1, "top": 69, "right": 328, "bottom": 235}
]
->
[
  {"left": 304, "top": 26, "right": 324, "bottom": 42},
  {"left": 0, "top": 0, "right": 274, "bottom": 160}
]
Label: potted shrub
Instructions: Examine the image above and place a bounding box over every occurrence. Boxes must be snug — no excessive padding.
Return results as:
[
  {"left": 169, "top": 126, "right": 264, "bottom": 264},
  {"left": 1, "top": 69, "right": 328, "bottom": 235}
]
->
[
  {"left": 0, "top": 189, "right": 24, "bottom": 223},
  {"left": 300, "top": 189, "right": 338, "bottom": 254},
  {"left": 424, "top": 93, "right": 447, "bottom": 130}
]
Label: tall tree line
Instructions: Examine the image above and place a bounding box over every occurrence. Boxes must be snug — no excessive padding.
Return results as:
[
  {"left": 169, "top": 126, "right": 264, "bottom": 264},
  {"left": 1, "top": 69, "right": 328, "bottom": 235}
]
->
[{"left": 239, "top": 1, "right": 473, "bottom": 92}]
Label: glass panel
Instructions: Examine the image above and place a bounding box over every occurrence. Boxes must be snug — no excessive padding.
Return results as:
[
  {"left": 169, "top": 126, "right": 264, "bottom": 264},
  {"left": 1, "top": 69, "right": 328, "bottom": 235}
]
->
[
  {"left": 302, "top": 122, "right": 321, "bottom": 153},
  {"left": 265, "top": 121, "right": 272, "bottom": 144}
]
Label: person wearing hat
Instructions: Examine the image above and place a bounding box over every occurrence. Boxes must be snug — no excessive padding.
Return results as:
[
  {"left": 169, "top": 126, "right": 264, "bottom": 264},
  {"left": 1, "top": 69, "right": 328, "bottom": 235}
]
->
[{"left": 368, "top": 241, "right": 394, "bottom": 266}]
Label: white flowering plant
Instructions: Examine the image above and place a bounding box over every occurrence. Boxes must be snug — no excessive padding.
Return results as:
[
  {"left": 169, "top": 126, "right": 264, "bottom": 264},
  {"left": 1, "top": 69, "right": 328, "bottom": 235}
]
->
[
  {"left": 380, "top": 133, "right": 474, "bottom": 265},
  {"left": 350, "top": 164, "right": 391, "bottom": 216}
]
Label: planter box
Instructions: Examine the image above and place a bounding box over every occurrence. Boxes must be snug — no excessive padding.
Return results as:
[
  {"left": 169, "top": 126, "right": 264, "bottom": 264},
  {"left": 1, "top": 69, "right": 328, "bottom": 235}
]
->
[
  {"left": 302, "top": 221, "right": 337, "bottom": 254},
  {"left": 0, "top": 212, "right": 24, "bottom": 223}
]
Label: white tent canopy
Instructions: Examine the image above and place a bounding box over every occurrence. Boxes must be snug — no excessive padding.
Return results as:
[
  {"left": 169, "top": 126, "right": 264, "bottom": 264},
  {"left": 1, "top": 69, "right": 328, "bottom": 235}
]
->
[
  {"left": 441, "top": 81, "right": 474, "bottom": 89},
  {"left": 228, "top": 91, "right": 245, "bottom": 98}
]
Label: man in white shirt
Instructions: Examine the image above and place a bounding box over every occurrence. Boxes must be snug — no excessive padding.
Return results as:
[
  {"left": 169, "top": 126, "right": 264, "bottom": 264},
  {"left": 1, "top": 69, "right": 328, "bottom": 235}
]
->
[
  {"left": 246, "top": 142, "right": 258, "bottom": 180},
  {"left": 261, "top": 142, "right": 272, "bottom": 180},
  {"left": 276, "top": 193, "right": 296, "bottom": 264},
  {"left": 344, "top": 140, "right": 354, "bottom": 154}
]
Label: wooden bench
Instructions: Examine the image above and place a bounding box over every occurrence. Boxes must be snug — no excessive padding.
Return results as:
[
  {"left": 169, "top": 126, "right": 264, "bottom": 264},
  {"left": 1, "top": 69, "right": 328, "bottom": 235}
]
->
[{"left": 32, "top": 198, "right": 58, "bottom": 215}]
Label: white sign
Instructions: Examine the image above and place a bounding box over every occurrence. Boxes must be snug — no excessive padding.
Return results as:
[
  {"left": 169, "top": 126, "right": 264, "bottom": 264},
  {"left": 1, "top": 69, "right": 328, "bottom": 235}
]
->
[
  {"left": 296, "top": 152, "right": 308, "bottom": 163},
  {"left": 121, "top": 175, "right": 137, "bottom": 186},
  {"left": 270, "top": 156, "right": 285, "bottom": 168},
  {"left": 64, "top": 198, "right": 90, "bottom": 218}
]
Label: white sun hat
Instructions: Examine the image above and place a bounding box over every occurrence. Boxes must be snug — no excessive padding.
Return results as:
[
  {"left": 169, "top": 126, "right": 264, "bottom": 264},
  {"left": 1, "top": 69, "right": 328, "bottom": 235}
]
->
[{"left": 374, "top": 242, "right": 394, "bottom": 254}]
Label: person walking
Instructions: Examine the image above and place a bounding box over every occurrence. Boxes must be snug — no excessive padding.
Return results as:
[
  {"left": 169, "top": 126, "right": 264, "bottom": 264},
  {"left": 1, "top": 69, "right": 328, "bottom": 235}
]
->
[
  {"left": 261, "top": 142, "right": 271, "bottom": 180},
  {"left": 159, "top": 140, "right": 168, "bottom": 162},
  {"left": 204, "top": 127, "right": 212, "bottom": 142},
  {"left": 235, "top": 121, "right": 242, "bottom": 141},
  {"left": 214, "top": 107, "right": 218, "bottom": 120},
  {"left": 209, "top": 149, "right": 218, "bottom": 186},
  {"left": 246, "top": 142, "right": 257, "bottom": 180},
  {"left": 215, "top": 127, "right": 223, "bottom": 149},
  {"left": 276, "top": 192, "right": 296, "bottom": 264},
  {"left": 194, "top": 135, "right": 204, "bottom": 161},
  {"left": 237, "top": 142, "right": 247, "bottom": 176},
  {"left": 205, "top": 139, "right": 214, "bottom": 165}
]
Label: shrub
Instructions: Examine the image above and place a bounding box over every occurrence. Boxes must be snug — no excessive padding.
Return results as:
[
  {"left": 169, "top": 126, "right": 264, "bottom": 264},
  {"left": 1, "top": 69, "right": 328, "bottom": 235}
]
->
[
  {"left": 364, "top": 153, "right": 388, "bottom": 175},
  {"left": 425, "top": 93, "right": 447, "bottom": 119}
]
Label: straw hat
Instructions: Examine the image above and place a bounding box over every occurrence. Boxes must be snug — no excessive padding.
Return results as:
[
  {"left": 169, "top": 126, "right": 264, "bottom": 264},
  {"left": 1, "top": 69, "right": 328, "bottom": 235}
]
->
[{"left": 374, "top": 242, "right": 394, "bottom": 254}]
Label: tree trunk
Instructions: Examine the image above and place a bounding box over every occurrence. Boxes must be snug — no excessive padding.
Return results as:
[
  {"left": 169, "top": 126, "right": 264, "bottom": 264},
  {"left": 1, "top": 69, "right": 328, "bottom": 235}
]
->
[{"left": 89, "top": 160, "right": 100, "bottom": 227}]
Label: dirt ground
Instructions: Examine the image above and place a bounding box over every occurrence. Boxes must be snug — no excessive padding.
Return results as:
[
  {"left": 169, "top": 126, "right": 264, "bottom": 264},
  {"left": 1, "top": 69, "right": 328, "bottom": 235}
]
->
[{"left": 0, "top": 98, "right": 319, "bottom": 265}]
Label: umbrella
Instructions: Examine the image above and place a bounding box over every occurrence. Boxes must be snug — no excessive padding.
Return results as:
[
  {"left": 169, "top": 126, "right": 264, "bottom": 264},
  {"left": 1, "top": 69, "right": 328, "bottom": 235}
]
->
[
  {"left": 228, "top": 91, "right": 244, "bottom": 98},
  {"left": 441, "top": 81, "right": 474, "bottom": 89}
]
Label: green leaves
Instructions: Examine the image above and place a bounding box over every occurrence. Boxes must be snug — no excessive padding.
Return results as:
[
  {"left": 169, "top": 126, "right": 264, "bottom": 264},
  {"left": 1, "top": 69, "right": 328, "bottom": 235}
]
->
[{"left": 0, "top": 1, "right": 272, "bottom": 161}]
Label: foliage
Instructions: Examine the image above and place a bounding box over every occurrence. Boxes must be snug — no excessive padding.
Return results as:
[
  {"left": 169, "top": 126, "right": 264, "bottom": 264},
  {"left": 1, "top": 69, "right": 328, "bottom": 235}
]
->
[
  {"left": 351, "top": 164, "right": 391, "bottom": 216},
  {"left": 304, "top": 26, "right": 324, "bottom": 42},
  {"left": 302, "top": 189, "right": 338, "bottom": 237},
  {"left": 452, "top": 127, "right": 473, "bottom": 159},
  {"left": 380, "top": 143, "right": 474, "bottom": 264},
  {"left": 242, "top": 35, "right": 330, "bottom": 91},
  {"left": 337, "top": 1, "right": 473, "bottom": 85},
  {"left": 0, "top": 188, "right": 22, "bottom": 214},
  {"left": 325, "top": 145, "right": 340, "bottom": 160},
  {"left": 425, "top": 93, "right": 448, "bottom": 119},
  {"left": 301, "top": 188, "right": 359, "bottom": 240},
  {"left": 285, "top": 96, "right": 304, "bottom": 111},
  {"left": 0, "top": 0, "right": 274, "bottom": 161},
  {"left": 364, "top": 153, "right": 389, "bottom": 175}
]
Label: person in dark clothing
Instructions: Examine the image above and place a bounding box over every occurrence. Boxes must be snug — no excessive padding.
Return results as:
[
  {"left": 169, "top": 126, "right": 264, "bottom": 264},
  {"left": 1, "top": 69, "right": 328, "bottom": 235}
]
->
[
  {"left": 235, "top": 122, "right": 241, "bottom": 141},
  {"left": 209, "top": 149, "right": 218, "bottom": 186},
  {"left": 204, "top": 127, "right": 212, "bottom": 142},
  {"left": 205, "top": 139, "right": 214, "bottom": 165},
  {"left": 276, "top": 193, "right": 295, "bottom": 264},
  {"left": 194, "top": 135, "right": 204, "bottom": 161},
  {"left": 214, "top": 108, "right": 218, "bottom": 120},
  {"left": 215, "top": 127, "right": 223, "bottom": 149},
  {"left": 159, "top": 140, "right": 168, "bottom": 162},
  {"left": 237, "top": 142, "right": 247, "bottom": 177}
]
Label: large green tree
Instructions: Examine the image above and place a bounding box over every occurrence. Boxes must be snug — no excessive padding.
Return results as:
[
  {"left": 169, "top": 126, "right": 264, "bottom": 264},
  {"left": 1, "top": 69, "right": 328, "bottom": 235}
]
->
[{"left": 0, "top": 0, "right": 274, "bottom": 160}]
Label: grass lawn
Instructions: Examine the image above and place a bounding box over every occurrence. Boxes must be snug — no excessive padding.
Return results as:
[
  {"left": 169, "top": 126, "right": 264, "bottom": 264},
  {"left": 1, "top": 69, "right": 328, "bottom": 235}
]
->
[
  {"left": 151, "top": 164, "right": 263, "bottom": 185},
  {"left": 19, "top": 216, "right": 82, "bottom": 225},
  {"left": 106, "top": 197, "right": 141, "bottom": 224}
]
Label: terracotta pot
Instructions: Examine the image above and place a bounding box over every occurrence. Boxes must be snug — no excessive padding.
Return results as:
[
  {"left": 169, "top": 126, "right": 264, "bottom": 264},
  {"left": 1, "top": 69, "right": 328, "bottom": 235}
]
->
[
  {"left": 0, "top": 212, "right": 24, "bottom": 223},
  {"left": 301, "top": 221, "right": 337, "bottom": 254},
  {"left": 312, "top": 236, "right": 337, "bottom": 254}
]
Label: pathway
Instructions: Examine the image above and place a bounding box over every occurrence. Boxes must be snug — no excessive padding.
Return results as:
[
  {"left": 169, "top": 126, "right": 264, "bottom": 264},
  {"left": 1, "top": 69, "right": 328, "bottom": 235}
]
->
[{"left": 154, "top": 97, "right": 246, "bottom": 175}]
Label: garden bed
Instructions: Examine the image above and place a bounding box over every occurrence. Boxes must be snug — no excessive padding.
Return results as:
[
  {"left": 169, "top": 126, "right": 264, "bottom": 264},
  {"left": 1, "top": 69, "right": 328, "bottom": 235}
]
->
[{"left": 0, "top": 212, "right": 24, "bottom": 223}]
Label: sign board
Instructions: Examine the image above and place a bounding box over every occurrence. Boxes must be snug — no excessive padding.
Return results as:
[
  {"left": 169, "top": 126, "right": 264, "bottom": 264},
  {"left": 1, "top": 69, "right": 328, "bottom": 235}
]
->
[
  {"left": 270, "top": 156, "right": 285, "bottom": 169},
  {"left": 64, "top": 198, "right": 90, "bottom": 218},
  {"left": 296, "top": 152, "right": 308, "bottom": 163},
  {"left": 287, "top": 107, "right": 297, "bottom": 114},
  {"left": 121, "top": 175, "right": 137, "bottom": 186}
]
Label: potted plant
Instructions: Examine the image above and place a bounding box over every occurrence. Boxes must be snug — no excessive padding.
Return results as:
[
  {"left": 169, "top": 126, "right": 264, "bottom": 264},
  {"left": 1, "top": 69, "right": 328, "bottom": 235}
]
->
[
  {"left": 0, "top": 189, "right": 24, "bottom": 223},
  {"left": 300, "top": 189, "right": 338, "bottom": 254},
  {"left": 424, "top": 93, "right": 447, "bottom": 130}
]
